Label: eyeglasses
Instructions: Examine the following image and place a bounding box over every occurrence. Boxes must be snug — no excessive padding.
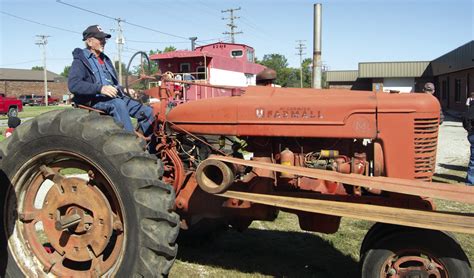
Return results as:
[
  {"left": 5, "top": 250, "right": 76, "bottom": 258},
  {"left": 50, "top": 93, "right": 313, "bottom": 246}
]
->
[{"left": 89, "top": 37, "right": 107, "bottom": 44}]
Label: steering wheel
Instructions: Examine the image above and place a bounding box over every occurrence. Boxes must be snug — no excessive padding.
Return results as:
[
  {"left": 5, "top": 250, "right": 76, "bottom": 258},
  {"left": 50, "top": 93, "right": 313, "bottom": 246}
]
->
[{"left": 125, "top": 51, "right": 151, "bottom": 100}]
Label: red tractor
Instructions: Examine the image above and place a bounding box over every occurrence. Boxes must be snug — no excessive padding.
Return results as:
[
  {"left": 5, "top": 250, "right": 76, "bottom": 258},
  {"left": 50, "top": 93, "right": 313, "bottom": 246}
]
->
[{"left": 1, "top": 52, "right": 473, "bottom": 277}]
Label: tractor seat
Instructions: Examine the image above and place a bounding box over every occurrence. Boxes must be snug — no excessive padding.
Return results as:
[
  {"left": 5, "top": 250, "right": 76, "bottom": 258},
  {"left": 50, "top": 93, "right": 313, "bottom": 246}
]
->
[{"left": 72, "top": 102, "right": 106, "bottom": 114}]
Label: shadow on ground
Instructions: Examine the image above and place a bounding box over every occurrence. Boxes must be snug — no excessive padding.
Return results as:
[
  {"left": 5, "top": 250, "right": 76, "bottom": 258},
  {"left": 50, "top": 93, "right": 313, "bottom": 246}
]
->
[
  {"left": 438, "top": 163, "right": 468, "bottom": 172},
  {"left": 434, "top": 173, "right": 466, "bottom": 183},
  {"left": 176, "top": 228, "right": 359, "bottom": 277}
]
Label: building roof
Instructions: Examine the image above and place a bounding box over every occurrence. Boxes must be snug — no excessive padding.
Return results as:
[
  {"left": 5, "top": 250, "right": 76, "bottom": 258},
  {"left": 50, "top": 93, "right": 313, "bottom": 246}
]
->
[
  {"left": 0, "top": 68, "right": 61, "bottom": 81},
  {"left": 358, "top": 61, "right": 431, "bottom": 78},
  {"left": 195, "top": 42, "right": 254, "bottom": 51},
  {"left": 150, "top": 50, "right": 214, "bottom": 60},
  {"left": 431, "top": 40, "right": 473, "bottom": 76},
  {"left": 326, "top": 70, "right": 358, "bottom": 82}
]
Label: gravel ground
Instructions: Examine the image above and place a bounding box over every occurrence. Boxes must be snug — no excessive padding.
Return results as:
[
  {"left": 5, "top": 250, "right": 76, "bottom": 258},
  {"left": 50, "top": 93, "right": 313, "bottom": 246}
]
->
[{"left": 435, "top": 115, "right": 469, "bottom": 177}]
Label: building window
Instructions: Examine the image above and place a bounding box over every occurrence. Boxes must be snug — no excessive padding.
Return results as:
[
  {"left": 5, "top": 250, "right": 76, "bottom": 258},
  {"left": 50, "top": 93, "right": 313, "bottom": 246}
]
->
[
  {"left": 180, "top": 63, "right": 190, "bottom": 73},
  {"left": 246, "top": 49, "right": 254, "bottom": 62},
  {"left": 455, "top": 79, "right": 462, "bottom": 102},
  {"left": 231, "top": 50, "right": 243, "bottom": 58},
  {"left": 442, "top": 80, "right": 447, "bottom": 100},
  {"left": 245, "top": 74, "right": 253, "bottom": 85},
  {"left": 196, "top": 66, "right": 206, "bottom": 80}
]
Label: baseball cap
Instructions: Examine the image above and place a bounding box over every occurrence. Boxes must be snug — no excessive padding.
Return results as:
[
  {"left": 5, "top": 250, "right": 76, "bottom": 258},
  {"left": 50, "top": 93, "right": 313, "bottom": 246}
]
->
[
  {"left": 423, "top": 82, "right": 435, "bottom": 92},
  {"left": 82, "top": 25, "right": 111, "bottom": 41}
]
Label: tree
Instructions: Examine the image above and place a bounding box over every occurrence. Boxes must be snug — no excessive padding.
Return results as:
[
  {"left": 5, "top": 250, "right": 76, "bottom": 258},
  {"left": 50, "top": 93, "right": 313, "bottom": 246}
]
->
[
  {"left": 31, "top": 66, "right": 43, "bottom": 71},
  {"left": 163, "top": 46, "right": 176, "bottom": 53},
  {"left": 147, "top": 49, "right": 162, "bottom": 74},
  {"left": 114, "top": 61, "right": 131, "bottom": 75},
  {"left": 258, "top": 54, "right": 300, "bottom": 87},
  {"left": 301, "top": 58, "right": 312, "bottom": 88},
  {"left": 259, "top": 54, "right": 288, "bottom": 72},
  {"left": 61, "top": 65, "right": 71, "bottom": 78}
]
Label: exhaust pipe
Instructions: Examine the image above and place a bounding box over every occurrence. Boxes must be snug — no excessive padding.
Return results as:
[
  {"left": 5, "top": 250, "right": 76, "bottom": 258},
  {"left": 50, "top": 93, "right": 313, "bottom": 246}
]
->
[{"left": 196, "top": 159, "right": 236, "bottom": 194}]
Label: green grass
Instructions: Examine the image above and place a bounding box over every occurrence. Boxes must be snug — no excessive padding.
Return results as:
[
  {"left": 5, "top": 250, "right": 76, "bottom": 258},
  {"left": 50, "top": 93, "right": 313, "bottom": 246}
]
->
[
  {"left": 18, "top": 105, "right": 68, "bottom": 119},
  {"left": 0, "top": 105, "right": 68, "bottom": 120},
  {"left": 170, "top": 169, "right": 474, "bottom": 277}
]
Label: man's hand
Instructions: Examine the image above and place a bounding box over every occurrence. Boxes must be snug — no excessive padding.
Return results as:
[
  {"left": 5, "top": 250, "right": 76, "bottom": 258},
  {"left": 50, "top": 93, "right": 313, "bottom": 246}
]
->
[
  {"left": 124, "top": 88, "right": 137, "bottom": 99},
  {"left": 100, "top": 85, "right": 118, "bottom": 98}
]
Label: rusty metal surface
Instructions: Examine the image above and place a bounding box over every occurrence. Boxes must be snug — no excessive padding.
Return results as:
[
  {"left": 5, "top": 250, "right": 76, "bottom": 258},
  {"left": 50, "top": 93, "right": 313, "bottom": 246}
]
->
[
  {"left": 166, "top": 87, "right": 378, "bottom": 138},
  {"left": 381, "top": 254, "right": 446, "bottom": 278},
  {"left": 218, "top": 191, "right": 474, "bottom": 235},
  {"left": 14, "top": 157, "right": 125, "bottom": 277},
  {"left": 209, "top": 155, "right": 474, "bottom": 205}
]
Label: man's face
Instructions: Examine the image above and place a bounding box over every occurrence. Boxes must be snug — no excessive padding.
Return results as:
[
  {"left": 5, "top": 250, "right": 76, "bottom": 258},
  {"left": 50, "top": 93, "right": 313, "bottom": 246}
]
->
[{"left": 87, "top": 37, "right": 106, "bottom": 53}]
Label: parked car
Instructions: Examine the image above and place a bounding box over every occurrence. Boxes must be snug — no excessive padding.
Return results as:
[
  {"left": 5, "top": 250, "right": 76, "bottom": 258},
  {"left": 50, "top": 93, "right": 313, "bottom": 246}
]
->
[
  {"left": 37, "top": 96, "right": 59, "bottom": 106},
  {"left": 19, "top": 94, "right": 41, "bottom": 106},
  {"left": 0, "top": 93, "right": 23, "bottom": 117}
]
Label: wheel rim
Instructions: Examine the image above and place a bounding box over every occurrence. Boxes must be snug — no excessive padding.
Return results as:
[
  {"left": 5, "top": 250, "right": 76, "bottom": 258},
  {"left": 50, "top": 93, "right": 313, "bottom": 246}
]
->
[
  {"left": 380, "top": 249, "right": 448, "bottom": 278},
  {"left": 6, "top": 151, "right": 126, "bottom": 276},
  {"left": 9, "top": 108, "right": 17, "bottom": 117}
]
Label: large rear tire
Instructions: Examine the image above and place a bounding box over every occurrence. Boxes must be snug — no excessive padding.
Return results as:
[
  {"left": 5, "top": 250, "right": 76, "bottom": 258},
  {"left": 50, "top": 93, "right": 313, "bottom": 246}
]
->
[{"left": 0, "top": 109, "right": 180, "bottom": 277}]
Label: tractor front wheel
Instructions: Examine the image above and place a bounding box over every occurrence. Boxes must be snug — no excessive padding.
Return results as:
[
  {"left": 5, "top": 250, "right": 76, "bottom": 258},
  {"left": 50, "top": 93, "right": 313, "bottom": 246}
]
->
[
  {"left": 360, "top": 227, "right": 472, "bottom": 278},
  {"left": 0, "top": 109, "right": 180, "bottom": 277}
]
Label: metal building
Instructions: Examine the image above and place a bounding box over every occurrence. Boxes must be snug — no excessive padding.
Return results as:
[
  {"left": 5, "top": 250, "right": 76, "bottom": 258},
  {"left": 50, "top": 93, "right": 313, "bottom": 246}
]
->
[{"left": 326, "top": 40, "right": 474, "bottom": 114}]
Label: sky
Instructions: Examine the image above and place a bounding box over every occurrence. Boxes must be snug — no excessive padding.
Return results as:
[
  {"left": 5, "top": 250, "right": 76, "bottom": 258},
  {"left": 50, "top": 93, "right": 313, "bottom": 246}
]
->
[{"left": 0, "top": 0, "right": 473, "bottom": 75}]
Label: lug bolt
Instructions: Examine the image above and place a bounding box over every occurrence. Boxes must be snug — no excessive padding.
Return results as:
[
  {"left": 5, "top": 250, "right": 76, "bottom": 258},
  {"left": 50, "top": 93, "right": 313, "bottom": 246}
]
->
[
  {"left": 427, "top": 263, "right": 435, "bottom": 270},
  {"left": 387, "top": 268, "right": 396, "bottom": 276}
]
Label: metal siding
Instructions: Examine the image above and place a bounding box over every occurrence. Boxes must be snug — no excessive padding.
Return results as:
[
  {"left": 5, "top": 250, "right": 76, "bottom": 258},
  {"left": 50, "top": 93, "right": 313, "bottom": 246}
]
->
[
  {"left": 326, "top": 70, "right": 358, "bottom": 82},
  {"left": 432, "top": 41, "right": 474, "bottom": 76},
  {"left": 359, "top": 62, "right": 430, "bottom": 78}
]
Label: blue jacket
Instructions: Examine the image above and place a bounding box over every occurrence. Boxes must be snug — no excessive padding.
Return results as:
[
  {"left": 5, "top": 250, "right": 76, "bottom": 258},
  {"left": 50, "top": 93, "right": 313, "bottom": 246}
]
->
[{"left": 67, "top": 48, "right": 119, "bottom": 104}]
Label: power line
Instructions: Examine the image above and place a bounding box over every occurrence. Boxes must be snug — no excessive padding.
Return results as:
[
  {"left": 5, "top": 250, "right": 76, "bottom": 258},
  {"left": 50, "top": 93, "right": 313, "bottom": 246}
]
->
[
  {"left": 0, "top": 59, "right": 42, "bottom": 67},
  {"left": 296, "top": 40, "right": 306, "bottom": 88},
  {"left": 0, "top": 11, "right": 80, "bottom": 34},
  {"left": 128, "top": 39, "right": 189, "bottom": 44},
  {"left": 56, "top": 0, "right": 189, "bottom": 40},
  {"left": 222, "top": 7, "right": 243, "bottom": 43},
  {"left": 123, "top": 21, "right": 188, "bottom": 40},
  {"left": 197, "top": 37, "right": 230, "bottom": 43}
]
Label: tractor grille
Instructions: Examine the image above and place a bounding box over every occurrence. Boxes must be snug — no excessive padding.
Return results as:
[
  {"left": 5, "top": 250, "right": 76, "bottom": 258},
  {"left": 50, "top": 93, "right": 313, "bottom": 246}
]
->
[{"left": 413, "top": 118, "right": 439, "bottom": 181}]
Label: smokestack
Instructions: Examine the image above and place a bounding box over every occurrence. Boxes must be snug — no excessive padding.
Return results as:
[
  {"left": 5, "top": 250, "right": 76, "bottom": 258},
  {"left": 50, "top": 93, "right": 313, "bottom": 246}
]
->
[{"left": 312, "top": 3, "right": 322, "bottom": 89}]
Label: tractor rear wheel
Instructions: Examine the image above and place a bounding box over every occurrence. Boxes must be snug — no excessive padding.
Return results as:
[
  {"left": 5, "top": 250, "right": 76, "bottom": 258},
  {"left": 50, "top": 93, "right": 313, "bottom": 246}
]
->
[
  {"left": 360, "top": 227, "right": 472, "bottom": 278},
  {"left": 0, "top": 109, "right": 180, "bottom": 277}
]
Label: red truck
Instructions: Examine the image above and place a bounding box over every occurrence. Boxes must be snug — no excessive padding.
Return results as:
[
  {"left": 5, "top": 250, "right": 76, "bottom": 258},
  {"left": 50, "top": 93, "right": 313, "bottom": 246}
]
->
[
  {"left": 0, "top": 93, "right": 23, "bottom": 117},
  {"left": 38, "top": 96, "right": 59, "bottom": 106}
]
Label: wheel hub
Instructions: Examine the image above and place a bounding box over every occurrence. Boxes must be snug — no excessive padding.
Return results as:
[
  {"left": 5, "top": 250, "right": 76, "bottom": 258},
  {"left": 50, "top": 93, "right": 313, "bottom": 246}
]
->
[
  {"left": 384, "top": 254, "right": 445, "bottom": 278},
  {"left": 40, "top": 177, "right": 114, "bottom": 262}
]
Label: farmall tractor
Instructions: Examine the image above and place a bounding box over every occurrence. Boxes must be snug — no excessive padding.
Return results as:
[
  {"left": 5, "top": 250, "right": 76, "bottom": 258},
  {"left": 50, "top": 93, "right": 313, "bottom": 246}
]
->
[{"left": 1, "top": 52, "right": 473, "bottom": 277}]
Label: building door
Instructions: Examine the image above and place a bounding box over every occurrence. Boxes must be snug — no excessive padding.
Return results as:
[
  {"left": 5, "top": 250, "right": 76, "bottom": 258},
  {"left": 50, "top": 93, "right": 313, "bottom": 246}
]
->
[{"left": 447, "top": 77, "right": 450, "bottom": 109}]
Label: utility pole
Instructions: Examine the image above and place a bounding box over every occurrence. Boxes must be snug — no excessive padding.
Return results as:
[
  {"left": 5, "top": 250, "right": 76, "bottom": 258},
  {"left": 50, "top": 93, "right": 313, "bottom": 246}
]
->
[
  {"left": 35, "top": 35, "right": 50, "bottom": 106},
  {"left": 296, "top": 40, "right": 306, "bottom": 88},
  {"left": 222, "top": 7, "right": 242, "bottom": 43},
  {"left": 189, "top": 37, "right": 198, "bottom": 50},
  {"left": 116, "top": 18, "right": 125, "bottom": 85}
]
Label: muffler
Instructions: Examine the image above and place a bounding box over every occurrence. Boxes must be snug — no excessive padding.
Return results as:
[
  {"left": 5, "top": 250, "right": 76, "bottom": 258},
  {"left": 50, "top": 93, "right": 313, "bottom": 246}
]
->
[{"left": 196, "top": 159, "right": 236, "bottom": 194}]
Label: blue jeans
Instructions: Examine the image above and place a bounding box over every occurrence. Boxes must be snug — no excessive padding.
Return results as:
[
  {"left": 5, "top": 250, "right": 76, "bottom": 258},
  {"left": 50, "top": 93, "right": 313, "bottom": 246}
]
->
[
  {"left": 467, "top": 133, "right": 474, "bottom": 185},
  {"left": 92, "top": 96, "right": 154, "bottom": 136}
]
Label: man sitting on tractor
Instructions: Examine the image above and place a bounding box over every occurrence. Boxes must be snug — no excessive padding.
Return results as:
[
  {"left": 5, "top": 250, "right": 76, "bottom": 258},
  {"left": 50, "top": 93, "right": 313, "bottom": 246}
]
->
[{"left": 68, "top": 25, "right": 154, "bottom": 136}]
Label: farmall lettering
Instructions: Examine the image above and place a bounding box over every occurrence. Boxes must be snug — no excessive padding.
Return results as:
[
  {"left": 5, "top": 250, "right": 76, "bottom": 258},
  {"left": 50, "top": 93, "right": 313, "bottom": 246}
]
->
[{"left": 256, "top": 107, "right": 323, "bottom": 119}]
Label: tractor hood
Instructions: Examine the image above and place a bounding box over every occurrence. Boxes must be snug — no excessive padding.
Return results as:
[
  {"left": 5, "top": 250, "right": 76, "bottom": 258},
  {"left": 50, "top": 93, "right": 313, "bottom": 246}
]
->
[{"left": 166, "top": 86, "right": 379, "bottom": 139}]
